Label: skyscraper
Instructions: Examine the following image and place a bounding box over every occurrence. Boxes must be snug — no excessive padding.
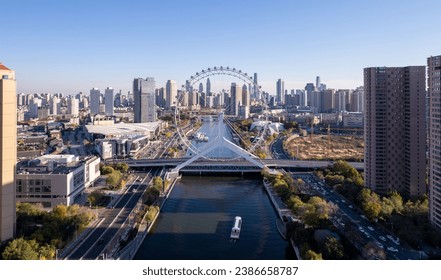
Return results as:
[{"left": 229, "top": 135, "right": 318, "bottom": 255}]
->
[
  {"left": 206, "top": 78, "right": 211, "bottom": 96},
  {"left": 364, "top": 66, "right": 426, "bottom": 197},
  {"left": 165, "top": 80, "right": 177, "bottom": 109},
  {"left": 68, "top": 97, "right": 79, "bottom": 116},
  {"left": 230, "top": 83, "right": 243, "bottom": 116},
  {"left": 90, "top": 87, "right": 101, "bottom": 115},
  {"left": 305, "top": 83, "right": 315, "bottom": 106},
  {"left": 0, "top": 63, "right": 16, "bottom": 241},
  {"left": 276, "top": 79, "right": 285, "bottom": 105},
  {"left": 134, "top": 77, "right": 156, "bottom": 123},
  {"left": 316, "top": 76, "right": 321, "bottom": 91},
  {"left": 253, "top": 73, "right": 259, "bottom": 99},
  {"left": 428, "top": 55, "right": 441, "bottom": 230},
  {"left": 104, "top": 87, "right": 114, "bottom": 116}
]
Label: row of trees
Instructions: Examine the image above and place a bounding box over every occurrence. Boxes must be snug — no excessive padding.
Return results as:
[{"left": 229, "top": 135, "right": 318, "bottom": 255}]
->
[
  {"left": 100, "top": 163, "right": 129, "bottom": 190},
  {"left": 318, "top": 160, "right": 441, "bottom": 250},
  {"left": 2, "top": 203, "right": 95, "bottom": 260},
  {"left": 262, "top": 169, "right": 344, "bottom": 259}
]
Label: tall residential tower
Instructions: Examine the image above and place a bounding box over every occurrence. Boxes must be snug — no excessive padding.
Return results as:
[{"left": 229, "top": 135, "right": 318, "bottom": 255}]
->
[
  {"left": 364, "top": 66, "right": 426, "bottom": 197},
  {"left": 428, "top": 55, "right": 441, "bottom": 230}
]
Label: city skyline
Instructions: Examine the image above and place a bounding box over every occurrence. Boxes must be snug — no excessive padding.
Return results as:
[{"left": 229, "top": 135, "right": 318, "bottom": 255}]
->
[{"left": 2, "top": 0, "right": 441, "bottom": 94}]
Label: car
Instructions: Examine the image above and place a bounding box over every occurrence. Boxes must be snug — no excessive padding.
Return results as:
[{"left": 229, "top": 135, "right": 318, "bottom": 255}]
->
[
  {"left": 348, "top": 205, "right": 353, "bottom": 209},
  {"left": 375, "top": 241, "right": 384, "bottom": 249},
  {"left": 358, "top": 226, "right": 365, "bottom": 232},
  {"left": 387, "top": 235, "right": 394, "bottom": 240},
  {"left": 393, "top": 238, "right": 400, "bottom": 245},
  {"left": 387, "top": 246, "right": 398, "bottom": 252},
  {"left": 368, "top": 226, "right": 374, "bottom": 231},
  {"left": 361, "top": 215, "right": 368, "bottom": 220},
  {"left": 364, "top": 232, "right": 370, "bottom": 238},
  {"left": 379, "top": 236, "right": 386, "bottom": 242}
]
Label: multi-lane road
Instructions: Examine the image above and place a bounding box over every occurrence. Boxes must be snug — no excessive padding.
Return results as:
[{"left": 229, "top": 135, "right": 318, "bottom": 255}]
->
[
  {"left": 64, "top": 170, "right": 157, "bottom": 260},
  {"left": 292, "top": 173, "right": 421, "bottom": 260}
]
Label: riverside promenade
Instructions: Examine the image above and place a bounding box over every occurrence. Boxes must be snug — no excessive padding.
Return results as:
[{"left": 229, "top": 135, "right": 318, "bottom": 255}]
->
[{"left": 262, "top": 176, "right": 302, "bottom": 259}]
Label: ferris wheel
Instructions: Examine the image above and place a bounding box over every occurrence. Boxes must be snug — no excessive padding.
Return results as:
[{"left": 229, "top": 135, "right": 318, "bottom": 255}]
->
[{"left": 174, "top": 66, "right": 269, "bottom": 160}]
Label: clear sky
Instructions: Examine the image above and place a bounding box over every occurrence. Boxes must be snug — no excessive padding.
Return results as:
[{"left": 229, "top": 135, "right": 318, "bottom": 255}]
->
[{"left": 2, "top": 0, "right": 440, "bottom": 95}]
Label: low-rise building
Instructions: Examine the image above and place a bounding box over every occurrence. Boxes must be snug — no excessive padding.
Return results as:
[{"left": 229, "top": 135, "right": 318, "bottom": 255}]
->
[{"left": 16, "top": 155, "right": 100, "bottom": 208}]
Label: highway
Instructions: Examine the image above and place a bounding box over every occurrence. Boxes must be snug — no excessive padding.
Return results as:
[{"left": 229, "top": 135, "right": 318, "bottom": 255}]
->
[{"left": 65, "top": 170, "right": 156, "bottom": 260}]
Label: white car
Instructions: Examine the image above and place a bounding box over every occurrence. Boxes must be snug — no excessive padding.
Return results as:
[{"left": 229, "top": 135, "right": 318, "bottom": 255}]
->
[
  {"left": 387, "top": 235, "right": 394, "bottom": 240},
  {"left": 368, "top": 226, "right": 374, "bottom": 231},
  {"left": 375, "top": 241, "right": 384, "bottom": 249},
  {"left": 379, "top": 236, "right": 386, "bottom": 242},
  {"left": 387, "top": 247, "right": 398, "bottom": 252}
]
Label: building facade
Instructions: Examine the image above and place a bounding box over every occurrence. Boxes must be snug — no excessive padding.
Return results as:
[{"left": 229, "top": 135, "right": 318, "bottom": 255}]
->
[
  {"left": 428, "top": 55, "right": 441, "bottom": 229},
  {"left": 90, "top": 87, "right": 101, "bottom": 115},
  {"left": 104, "top": 87, "right": 114, "bottom": 116},
  {"left": 276, "top": 79, "right": 285, "bottom": 105},
  {"left": 165, "top": 80, "right": 177, "bottom": 109},
  {"left": 364, "top": 66, "right": 426, "bottom": 197},
  {"left": 134, "top": 77, "right": 156, "bottom": 123},
  {"left": 0, "top": 63, "right": 16, "bottom": 241},
  {"left": 16, "top": 155, "right": 100, "bottom": 208}
]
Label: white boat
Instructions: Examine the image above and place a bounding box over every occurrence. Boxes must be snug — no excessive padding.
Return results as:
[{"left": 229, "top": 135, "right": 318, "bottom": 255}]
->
[
  {"left": 230, "top": 216, "right": 242, "bottom": 239},
  {"left": 193, "top": 132, "right": 209, "bottom": 142}
]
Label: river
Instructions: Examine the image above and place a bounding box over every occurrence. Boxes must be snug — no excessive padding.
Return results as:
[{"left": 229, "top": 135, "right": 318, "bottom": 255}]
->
[{"left": 133, "top": 176, "right": 293, "bottom": 260}]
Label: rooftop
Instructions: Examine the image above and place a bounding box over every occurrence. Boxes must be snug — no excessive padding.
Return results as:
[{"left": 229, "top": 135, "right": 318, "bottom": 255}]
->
[
  {"left": 85, "top": 121, "right": 161, "bottom": 137},
  {"left": 0, "top": 63, "right": 11, "bottom": 70}
]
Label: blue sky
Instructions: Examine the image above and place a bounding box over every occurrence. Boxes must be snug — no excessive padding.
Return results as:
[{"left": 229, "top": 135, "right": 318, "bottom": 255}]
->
[{"left": 1, "top": 0, "right": 440, "bottom": 95}]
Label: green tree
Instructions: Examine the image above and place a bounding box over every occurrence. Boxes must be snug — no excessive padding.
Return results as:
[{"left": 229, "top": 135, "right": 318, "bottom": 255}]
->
[
  {"left": 1, "top": 238, "right": 51, "bottom": 260},
  {"left": 301, "top": 244, "right": 323, "bottom": 260},
  {"left": 152, "top": 176, "right": 163, "bottom": 189},
  {"left": 389, "top": 191, "right": 404, "bottom": 213},
  {"left": 87, "top": 190, "right": 104, "bottom": 207},
  {"left": 332, "top": 160, "right": 359, "bottom": 180},
  {"left": 101, "top": 165, "right": 114, "bottom": 175},
  {"left": 114, "top": 162, "right": 129, "bottom": 173},
  {"left": 322, "top": 237, "right": 344, "bottom": 260}
]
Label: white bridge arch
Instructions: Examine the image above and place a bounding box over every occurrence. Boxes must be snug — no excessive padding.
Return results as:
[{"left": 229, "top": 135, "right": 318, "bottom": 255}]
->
[{"left": 168, "top": 67, "right": 269, "bottom": 178}]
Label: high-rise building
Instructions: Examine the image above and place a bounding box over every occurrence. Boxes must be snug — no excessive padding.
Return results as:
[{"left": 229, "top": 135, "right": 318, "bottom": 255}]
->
[
  {"left": 90, "top": 88, "right": 101, "bottom": 115},
  {"left": 133, "top": 77, "right": 156, "bottom": 123},
  {"left": 50, "top": 96, "right": 59, "bottom": 115},
  {"left": 165, "top": 80, "right": 177, "bottom": 109},
  {"left": 253, "top": 73, "right": 259, "bottom": 99},
  {"left": 68, "top": 97, "right": 79, "bottom": 116},
  {"left": 230, "top": 83, "right": 243, "bottom": 116},
  {"left": 334, "top": 90, "right": 347, "bottom": 112},
  {"left": 305, "top": 83, "right": 315, "bottom": 106},
  {"left": 155, "top": 87, "right": 166, "bottom": 108},
  {"left": 206, "top": 78, "right": 211, "bottom": 96},
  {"left": 364, "top": 66, "right": 426, "bottom": 197},
  {"left": 276, "top": 79, "right": 285, "bottom": 105},
  {"left": 104, "top": 87, "right": 114, "bottom": 116},
  {"left": 350, "top": 86, "right": 364, "bottom": 112},
  {"left": 316, "top": 76, "right": 321, "bottom": 91},
  {"left": 0, "top": 63, "right": 16, "bottom": 241},
  {"left": 428, "top": 55, "right": 441, "bottom": 230}
]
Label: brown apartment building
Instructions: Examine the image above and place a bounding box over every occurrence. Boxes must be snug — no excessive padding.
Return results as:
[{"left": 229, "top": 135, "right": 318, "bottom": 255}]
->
[
  {"left": 428, "top": 55, "right": 441, "bottom": 230},
  {"left": 364, "top": 66, "right": 426, "bottom": 198}
]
